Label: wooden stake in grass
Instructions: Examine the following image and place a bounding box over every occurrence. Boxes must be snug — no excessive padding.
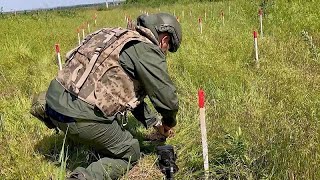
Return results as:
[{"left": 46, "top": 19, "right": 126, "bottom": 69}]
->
[
  {"left": 182, "top": 10, "right": 184, "bottom": 18},
  {"left": 87, "top": 21, "right": 90, "bottom": 33},
  {"left": 82, "top": 25, "right": 85, "bottom": 39},
  {"left": 176, "top": 16, "right": 180, "bottom": 23},
  {"left": 198, "top": 89, "right": 209, "bottom": 179},
  {"left": 0, "top": 112, "right": 4, "bottom": 133},
  {"left": 55, "top": 44, "right": 62, "bottom": 71},
  {"left": 127, "top": 17, "right": 133, "bottom": 30},
  {"left": 205, "top": 11, "right": 207, "bottom": 21},
  {"left": 198, "top": 17, "right": 203, "bottom": 34},
  {"left": 94, "top": 13, "right": 97, "bottom": 26},
  {"left": 259, "top": 8, "right": 263, "bottom": 38},
  {"left": 253, "top": 31, "right": 259, "bottom": 63},
  {"left": 221, "top": 10, "right": 225, "bottom": 26},
  {"left": 77, "top": 28, "right": 81, "bottom": 45}
]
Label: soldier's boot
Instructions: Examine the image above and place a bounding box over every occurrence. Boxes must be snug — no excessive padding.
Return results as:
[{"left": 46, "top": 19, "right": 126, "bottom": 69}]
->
[
  {"left": 67, "top": 171, "right": 87, "bottom": 180},
  {"left": 30, "top": 91, "right": 58, "bottom": 132}
]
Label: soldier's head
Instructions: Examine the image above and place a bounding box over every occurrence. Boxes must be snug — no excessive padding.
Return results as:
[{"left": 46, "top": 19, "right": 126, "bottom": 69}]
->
[{"left": 137, "top": 13, "right": 182, "bottom": 55}]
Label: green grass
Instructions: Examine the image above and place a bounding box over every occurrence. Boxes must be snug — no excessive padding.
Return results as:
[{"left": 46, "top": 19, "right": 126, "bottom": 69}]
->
[{"left": 1, "top": 0, "right": 320, "bottom": 179}]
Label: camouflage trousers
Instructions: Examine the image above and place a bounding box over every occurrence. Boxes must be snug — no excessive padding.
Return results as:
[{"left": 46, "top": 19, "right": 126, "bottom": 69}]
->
[
  {"left": 31, "top": 92, "right": 140, "bottom": 180},
  {"left": 50, "top": 117, "right": 140, "bottom": 180}
]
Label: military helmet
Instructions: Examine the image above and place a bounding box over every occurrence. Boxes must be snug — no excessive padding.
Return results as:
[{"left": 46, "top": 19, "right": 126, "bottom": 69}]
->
[{"left": 137, "top": 13, "right": 182, "bottom": 52}]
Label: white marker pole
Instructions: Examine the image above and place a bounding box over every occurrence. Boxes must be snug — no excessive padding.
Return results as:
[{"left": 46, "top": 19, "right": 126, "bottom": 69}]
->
[
  {"left": 55, "top": 44, "right": 62, "bottom": 71},
  {"left": 77, "top": 29, "right": 81, "bottom": 45},
  {"left": 94, "top": 14, "right": 97, "bottom": 26},
  {"left": 106, "top": 1, "right": 108, "bottom": 8},
  {"left": 198, "top": 89, "right": 209, "bottom": 179},
  {"left": 205, "top": 11, "right": 207, "bottom": 21},
  {"left": 87, "top": 22, "right": 90, "bottom": 33},
  {"left": 82, "top": 27, "right": 85, "bottom": 39},
  {"left": 199, "top": 17, "right": 203, "bottom": 34},
  {"left": 259, "top": 9, "right": 263, "bottom": 38},
  {"left": 254, "top": 31, "right": 259, "bottom": 63},
  {"left": 221, "top": 11, "right": 225, "bottom": 26}
]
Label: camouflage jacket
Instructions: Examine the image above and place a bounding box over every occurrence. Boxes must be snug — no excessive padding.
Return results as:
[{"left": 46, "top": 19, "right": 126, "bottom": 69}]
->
[{"left": 48, "top": 26, "right": 178, "bottom": 127}]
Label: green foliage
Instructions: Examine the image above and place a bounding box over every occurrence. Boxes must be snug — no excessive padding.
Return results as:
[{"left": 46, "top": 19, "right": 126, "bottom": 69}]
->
[{"left": 1, "top": 0, "right": 320, "bottom": 179}]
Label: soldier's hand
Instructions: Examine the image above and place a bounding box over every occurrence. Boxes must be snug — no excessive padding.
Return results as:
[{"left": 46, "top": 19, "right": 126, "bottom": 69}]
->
[{"left": 157, "top": 124, "right": 175, "bottom": 138}]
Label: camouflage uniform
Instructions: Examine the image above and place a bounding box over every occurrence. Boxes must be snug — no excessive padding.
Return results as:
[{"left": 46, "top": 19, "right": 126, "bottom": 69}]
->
[{"left": 42, "top": 27, "right": 178, "bottom": 179}]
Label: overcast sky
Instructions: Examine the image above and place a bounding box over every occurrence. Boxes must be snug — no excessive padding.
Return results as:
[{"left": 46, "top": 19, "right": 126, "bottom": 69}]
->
[{"left": 0, "top": 0, "right": 121, "bottom": 12}]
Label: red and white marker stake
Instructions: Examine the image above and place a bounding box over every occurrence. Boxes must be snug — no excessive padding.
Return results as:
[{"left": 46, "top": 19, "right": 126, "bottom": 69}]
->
[
  {"left": 254, "top": 31, "right": 259, "bottom": 62},
  {"left": 259, "top": 8, "right": 263, "bottom": 38},
  {"left": 94, "top": 13, "right": 97, "bottom": 26},
  {"left": 87, "top": 21, "right": 90, "bottom": 33},
  {"left": 77, "top": 28, "right": 81, "bottom": 45},
  {"left": 198, "top": 17, "right": 203, "bottom": 34},
  {"left": 198, "top": 89, "right": 209, "bottom": 179},
  {"left": 82, "top": 26, "right": 85, "bottom": 39},
  {"left": 55, "top": 44, "right": 62, "bottom": 70},
  {"left": 205, "top": 11, "right": 207, "bottom": 21},
  {"left": 221, "top": 10, "right": 225, "bottom": 26}
]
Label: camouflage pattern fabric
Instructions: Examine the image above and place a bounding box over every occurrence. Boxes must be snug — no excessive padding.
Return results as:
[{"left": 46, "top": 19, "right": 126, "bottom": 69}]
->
[{"left": 56, "top": 27, "right": 158, "bottom": 117}]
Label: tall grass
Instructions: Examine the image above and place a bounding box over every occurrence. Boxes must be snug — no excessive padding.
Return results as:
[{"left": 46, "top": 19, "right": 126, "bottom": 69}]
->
[{"left": 0, "top": 0, "right": 320, "bottom": 179}]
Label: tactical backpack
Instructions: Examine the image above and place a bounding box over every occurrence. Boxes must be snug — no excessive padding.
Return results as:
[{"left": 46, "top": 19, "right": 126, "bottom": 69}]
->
[{"left": 56, "top": 26, "right": 159, "bottom": 117}]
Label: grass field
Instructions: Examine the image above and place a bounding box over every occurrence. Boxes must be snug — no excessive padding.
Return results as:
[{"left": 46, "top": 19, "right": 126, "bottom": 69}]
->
[{"left": 1, "top": 0, "right": 320, "bottom": 179}]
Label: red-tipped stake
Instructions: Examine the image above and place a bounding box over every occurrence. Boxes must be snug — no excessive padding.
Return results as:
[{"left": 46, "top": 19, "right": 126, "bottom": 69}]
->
[
  {"left": 87, "top": 21, "right": 90, "bottom": 33},
  {"left": 55, "top": 44, "right": 62, "bottom": 70},
  {"left": 127, "top": 17, "right": 133, "bottom": 30},
  {"left": 82, "top": 25, "right": 85, "bottom": 39},
  {"left": 77, "top": 28, "right": 81, "bottom": 45},
  {"left": 94, "top": 13, "right": 97, "bottom": 26},
  {"left": 198, "top": 17, "right": 203, "bottom": 34},
  {"left": 254, "top": 31, "right": 259, "bottom": 63},
  {"left": 259, "top": 8, "right": 263, "bottom": 38},
  {"left": 221, "top": 10, "right": 225, "bottom": 26},
  {"left": 205, "top": 11, "right": 207, "bottom": 21},
  {"left": 198, "top": 89, "right": 209, "bottom": 179}
]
